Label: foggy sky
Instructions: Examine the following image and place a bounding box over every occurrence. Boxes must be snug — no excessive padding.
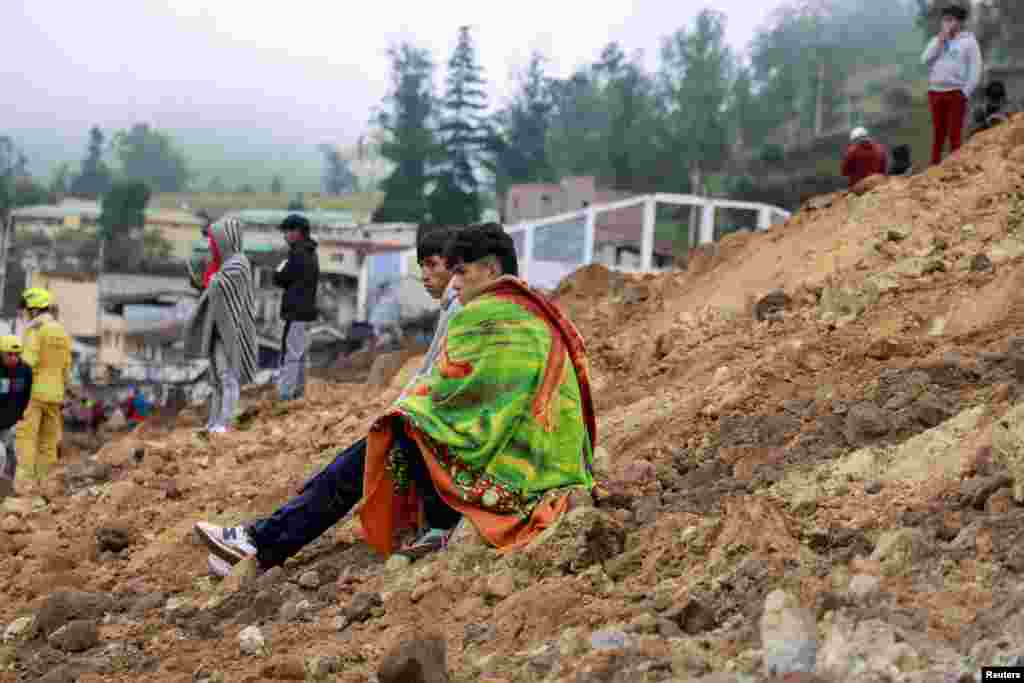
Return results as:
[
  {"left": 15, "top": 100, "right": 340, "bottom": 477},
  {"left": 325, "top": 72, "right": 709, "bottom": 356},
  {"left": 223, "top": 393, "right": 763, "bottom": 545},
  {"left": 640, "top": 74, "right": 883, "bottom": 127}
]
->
[{"left": 4, "top": 0, "right": 780, "bottom": 151}]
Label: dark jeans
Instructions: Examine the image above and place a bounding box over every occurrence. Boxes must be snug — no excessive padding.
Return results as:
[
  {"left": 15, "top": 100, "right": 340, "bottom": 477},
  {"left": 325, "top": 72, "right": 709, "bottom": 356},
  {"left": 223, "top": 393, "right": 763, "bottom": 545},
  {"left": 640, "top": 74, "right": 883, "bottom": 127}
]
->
[{"left": 248, "top": 421, "right": 460, "bottom": 569}]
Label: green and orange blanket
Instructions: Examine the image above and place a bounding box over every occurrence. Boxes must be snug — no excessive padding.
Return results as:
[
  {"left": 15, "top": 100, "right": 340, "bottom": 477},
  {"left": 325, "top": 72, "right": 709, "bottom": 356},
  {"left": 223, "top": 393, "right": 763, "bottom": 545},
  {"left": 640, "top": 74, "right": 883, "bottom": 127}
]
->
[{"left": 360, "top": 276, "right": 596, "bottom": 555}]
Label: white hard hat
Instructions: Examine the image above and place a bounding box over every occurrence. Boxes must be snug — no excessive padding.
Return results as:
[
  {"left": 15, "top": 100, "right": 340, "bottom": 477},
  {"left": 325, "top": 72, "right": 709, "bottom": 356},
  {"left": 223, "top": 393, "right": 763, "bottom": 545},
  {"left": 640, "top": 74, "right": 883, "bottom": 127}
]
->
[{"left": 850, "top": 127, "right": 870, "bottom": 142}]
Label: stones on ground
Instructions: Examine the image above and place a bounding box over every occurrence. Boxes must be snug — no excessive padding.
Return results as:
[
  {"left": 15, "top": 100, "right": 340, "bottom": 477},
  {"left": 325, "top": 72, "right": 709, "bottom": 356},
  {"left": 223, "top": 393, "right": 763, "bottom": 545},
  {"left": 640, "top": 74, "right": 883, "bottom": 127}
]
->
[
  {"left": 96, "top": 525, "right": 133, "bottom": 553},
  {"left": 991, "top": 403, "right": 1024, "bottom": 503},
  {"left": 754, "top": 289, "right": 791, "bottom": 322},
  {"left": 589, "top": 629, "right": 633, "bottom": 652},
  {"left": 48, "top": 619, "right": 99, "bottom": 652},
  {"left": 518, "top": 507, "right": 626, "bottom": 577},
  {"left": 238, "top": 625, "right": 268, "bottom": 656},
  {"left": 64, "top": 459, "right": 113, "bottom": 490},
  {"left": 847, "top": 574, "right": 882, "bottom": 601},
  {"left": 815, "top": 614, "right": 949, "bottom": 679},
  {"left": 298, "top": 570, "right": 320, "bottom": 589},
  {"left": 306, "top": 655, "right": 341, "bottom": 679},
  {"left": 760, "top": 590, "right": 817, "bottom": 675},
  {"left": 378, "top": 634, "right": 449, "bottom": 683},
  {"left": 665, "top": 597, "right": 717, "bottom": 635},
  {"left": 885, "top": 225, "right": 911, "bottom": 242},
  {"left": 343, "top": 592, "right": 383, "bottom": 624},
  {"left": 971, "top": 253, "right": 994, "bottom": 272},
  {"left": 870, "top": 528, "right": 927, "bottom": 576},
  {"left": 464, "top": 623, "right": 497, "bottom": 646},
  {"left": 891, "top": 255, "right": 946, "bottom": 278},
  {"left": 4, "top": 615, "right": 34, "bottom": 642},
  {"left": 35, "top": 591, "right": 114, "bottom": 638},
  {"left": 864, "top": 480, "right": 882, "bottom": 495},
  {"left": 843, "top": 402, "right": 889, "bottom": 445}
]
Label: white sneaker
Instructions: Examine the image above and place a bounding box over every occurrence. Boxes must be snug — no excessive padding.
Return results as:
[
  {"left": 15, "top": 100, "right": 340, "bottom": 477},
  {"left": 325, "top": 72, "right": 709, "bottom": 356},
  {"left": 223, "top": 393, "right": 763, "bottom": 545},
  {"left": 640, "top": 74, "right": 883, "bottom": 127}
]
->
[
  {"left": 209, "top": 426, "right": 228, "bottom": 435},
  {"left": 194, "top": 522, "right": 257, "bottom": 565},
  {"left": 207, "top": 553, "right": 233, "bottom": 578}
]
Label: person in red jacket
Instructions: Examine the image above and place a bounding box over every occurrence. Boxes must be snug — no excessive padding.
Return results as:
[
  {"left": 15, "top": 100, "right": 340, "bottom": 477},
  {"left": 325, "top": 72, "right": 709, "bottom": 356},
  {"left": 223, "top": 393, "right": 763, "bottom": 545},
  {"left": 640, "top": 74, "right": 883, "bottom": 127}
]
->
[{"left": 841, "top": 127, "right": 889, "bottom": 187}]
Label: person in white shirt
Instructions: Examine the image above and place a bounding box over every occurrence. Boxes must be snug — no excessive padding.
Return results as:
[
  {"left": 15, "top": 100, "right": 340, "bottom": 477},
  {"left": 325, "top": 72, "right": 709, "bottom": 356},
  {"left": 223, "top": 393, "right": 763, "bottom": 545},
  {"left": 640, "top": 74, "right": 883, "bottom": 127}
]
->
[{"left": 921, "top": 4, "right": 983, "bottom": 165}]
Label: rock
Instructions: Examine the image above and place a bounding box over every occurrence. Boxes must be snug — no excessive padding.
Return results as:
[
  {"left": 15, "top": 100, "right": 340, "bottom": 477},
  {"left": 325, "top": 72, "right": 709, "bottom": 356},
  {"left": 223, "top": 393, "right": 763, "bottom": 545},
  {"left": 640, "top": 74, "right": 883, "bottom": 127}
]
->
[
  {"left": 35, "top": 591, "right": 115, "bottom": 638},
  {"left": 847, "top": 574, "right": 881, "bottom": 601},
  {"left": 665, "top": 597, "right": 717, "bottom": 635},
  {"left": 622, "top": 459, "right": 656, "bottom": 485},
  {"left": 163, "top": 596, "right": 197, "bottom": 621},
  {"left": 343, "top": 592, "right": 382, "bottom": 623},
  {"left": 864, "top": 481, "right": 882, "bottom": 495},
  {"left": 464, "top": 623, "right": 497, "bottom": 646},
  {"left": 870, "top": 528, "right": 927, "bottom": 576},
  {"left": 843, "top": 402, "right": 890, "bottom": 445},
  {"left": 891, "top": 255, "right": 946, "bottom": 278},
  {"left": 298, "top": 570, "right": 320, "bottom": 589},
  {"left": 4, "top": 615, "right": 34, "bottom": 642},
  {"left": 760, "top": 590, "right": 817, "bottom": 675},
  {"left": 333, "top": 615, "right": 349, "bottom": 631},
  {"left": 992, "top": 403, "right": 1024, "bottom": 502},
  {"left": 631, "top": 496, "right": 661, "bottom": 525},
  {"left": 378, "top": 635, "right": 449, "bottom": 683},
  {"left": 885, "top": 226, "right": 911, "bottom": 242},
  {"left": 306, "top": 655, "right": 341, "bottom": 679},
  {"left": 279, "top": 601, "right": 301, "bottom": 623},
  {"left": 96, "top": 525, "right": 133, "bottom": 553},
  {"left": 971, "top": 253, "right": 994, "bottom": 272},
  {"left": 755, "top": 289, "right": 791, "bottom": 322},
  {"left": 806, "top": 195, "right": 835, "bottom": 211},
  {"left": 260, "top": 656, "right": 306, "bottom": 680},
  {"left": 192, "top": 668, "right": 225, "bottom": 683},
  {"left": 518, "top": 506, "right": 626, "bottom": 577},
  {"left": 239, "top": 625, "right": 267, "bottom": 656},
  {"left": 48, "top": 619, "right": 99, "bottom": 652},
  {"left": 816, "top": 615, "right": 936, "bottom": 679},
  {"left": 484, "top": 573, "right": 516, "bottom": 600},
  {"left": 589, "top": 629, "right": 633, "bottom": 651},
  {"left": 961, "top": 474, "right": 1013, "bottom": 510},
  {"left": 130, "top": 593, "right": 166, "bottom": 616},
  {"left": 385, "top": 554, "right": 413, "bottom": 573}
]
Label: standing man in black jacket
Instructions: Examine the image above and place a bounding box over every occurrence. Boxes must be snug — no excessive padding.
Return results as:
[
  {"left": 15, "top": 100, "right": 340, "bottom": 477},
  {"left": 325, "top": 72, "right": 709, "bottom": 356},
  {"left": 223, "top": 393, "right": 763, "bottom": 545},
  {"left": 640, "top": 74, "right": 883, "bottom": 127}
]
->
[
  {"left": 273, "top": 214, "right": 320, "bottom": 401},
  {"left": 0, "top": 335, "right": 32, "bottom": 494}
]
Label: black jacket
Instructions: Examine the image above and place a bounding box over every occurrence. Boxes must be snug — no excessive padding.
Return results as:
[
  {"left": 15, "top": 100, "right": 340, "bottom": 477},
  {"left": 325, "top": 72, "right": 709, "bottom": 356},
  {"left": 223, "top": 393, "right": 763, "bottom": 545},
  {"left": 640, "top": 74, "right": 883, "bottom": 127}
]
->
[
  {"left": 273, "top": 238, "right": 320, "bottom": 322},
  {"left": 0, "top": 361, "right": 32, "bottom": 431}
]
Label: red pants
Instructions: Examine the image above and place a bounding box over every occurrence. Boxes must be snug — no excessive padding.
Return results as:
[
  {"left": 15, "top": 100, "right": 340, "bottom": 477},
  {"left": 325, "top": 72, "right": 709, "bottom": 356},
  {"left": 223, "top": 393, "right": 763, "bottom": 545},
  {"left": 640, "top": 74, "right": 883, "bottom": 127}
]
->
[{"left": 928, "top": 90, "right": 968, "bottom": 165}]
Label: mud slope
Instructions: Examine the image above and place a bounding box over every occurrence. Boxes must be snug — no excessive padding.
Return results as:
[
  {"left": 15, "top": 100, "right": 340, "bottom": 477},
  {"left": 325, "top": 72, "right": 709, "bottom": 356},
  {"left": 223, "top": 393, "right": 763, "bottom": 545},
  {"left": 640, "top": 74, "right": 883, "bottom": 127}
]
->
[{"left": 5, "top": 118, "right": 1024, "bottom": 682}]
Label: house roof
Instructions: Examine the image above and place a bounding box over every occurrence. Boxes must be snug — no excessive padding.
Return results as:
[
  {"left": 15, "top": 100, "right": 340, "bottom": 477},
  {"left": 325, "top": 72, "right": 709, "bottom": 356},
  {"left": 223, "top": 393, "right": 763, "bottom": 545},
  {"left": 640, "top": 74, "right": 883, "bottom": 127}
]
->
[{"left": 12, "top": 200, "right": 203, "bottom": 226}]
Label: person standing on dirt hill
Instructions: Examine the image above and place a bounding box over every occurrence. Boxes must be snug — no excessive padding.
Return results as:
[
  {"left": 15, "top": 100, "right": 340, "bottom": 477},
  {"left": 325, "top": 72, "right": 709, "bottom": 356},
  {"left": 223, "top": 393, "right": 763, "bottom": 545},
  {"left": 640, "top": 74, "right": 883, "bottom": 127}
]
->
[
  {"left": 273, "top": 214, "right": 320, "bottom": 402},
  {"left": 841, "top": 127, "right": 889, "bottom": 187},
  {"left": 15, "top": 288, "right": 72, "bottom": 499},
  {"left": 184, "top": 218, "right": 258, "bottom": 435},
  {"left": 922, "top": 4, "right": 983, "bottom": 165},
  {"left": 194, "top": 223, "right": 597, "bottom": 578},
  {"left": 0, "top": 336, "right": 32, "bottom": 495}
]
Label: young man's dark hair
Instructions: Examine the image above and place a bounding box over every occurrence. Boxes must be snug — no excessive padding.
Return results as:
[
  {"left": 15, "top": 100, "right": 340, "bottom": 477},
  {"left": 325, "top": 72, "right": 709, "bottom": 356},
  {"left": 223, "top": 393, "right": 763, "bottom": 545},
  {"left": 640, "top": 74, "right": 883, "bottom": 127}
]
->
[
  {"left": 279, "top": 213, "right": 312, "bottom": 236},
  {"left": 417, "top": 225, "right": 458, "bottom": 264},
  {"left": 942, "top": 4, "right": 968, "bottom": 21},
  {"left": 985, "top": 81, "right": 1007, "bottom": 101},
  {"left": 444, "top": 223, "right": 519, "bottom": 277}
]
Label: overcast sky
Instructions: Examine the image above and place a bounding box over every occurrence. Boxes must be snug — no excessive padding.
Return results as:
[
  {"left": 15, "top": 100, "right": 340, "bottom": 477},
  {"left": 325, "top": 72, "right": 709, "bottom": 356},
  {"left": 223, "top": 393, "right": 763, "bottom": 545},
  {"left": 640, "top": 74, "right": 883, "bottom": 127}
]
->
[{"left": 5, "top": 0, "right": 781, "bottom": 149}]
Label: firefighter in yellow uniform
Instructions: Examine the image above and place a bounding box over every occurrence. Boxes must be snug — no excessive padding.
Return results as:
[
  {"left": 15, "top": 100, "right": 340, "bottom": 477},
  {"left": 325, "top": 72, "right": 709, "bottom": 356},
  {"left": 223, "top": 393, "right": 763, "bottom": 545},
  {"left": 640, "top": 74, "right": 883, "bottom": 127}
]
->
[{"left": 16, "top": 288, "right": 72, "bottom": 496}]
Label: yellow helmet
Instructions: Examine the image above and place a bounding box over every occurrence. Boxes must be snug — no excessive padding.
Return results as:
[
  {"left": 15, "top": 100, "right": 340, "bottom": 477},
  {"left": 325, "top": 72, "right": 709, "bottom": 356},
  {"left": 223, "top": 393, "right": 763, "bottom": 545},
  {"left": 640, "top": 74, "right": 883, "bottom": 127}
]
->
[
  {"left": 0, "top": 336, "right": 23, "bottom": 354},
  {"left": 21, "top": 287, "right": 52, "bottom": 310}
]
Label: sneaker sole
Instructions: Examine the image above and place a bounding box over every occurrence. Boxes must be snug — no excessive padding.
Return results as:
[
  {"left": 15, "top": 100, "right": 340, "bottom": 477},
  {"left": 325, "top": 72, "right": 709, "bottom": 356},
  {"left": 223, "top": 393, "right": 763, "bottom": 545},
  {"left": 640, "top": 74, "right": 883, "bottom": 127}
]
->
[{"left": 193, "top": 522, "right": 250, "bottom": 565}]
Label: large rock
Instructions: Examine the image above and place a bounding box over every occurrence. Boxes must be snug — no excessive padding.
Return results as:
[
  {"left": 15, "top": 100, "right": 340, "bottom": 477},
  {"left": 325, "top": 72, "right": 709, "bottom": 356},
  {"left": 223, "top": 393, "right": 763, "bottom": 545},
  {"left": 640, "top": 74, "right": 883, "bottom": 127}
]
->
[
  {"left": 869, "top": 528, "right": 928, "bottom": 576},
  {"left": 34, "top": 591, "right": 115, "bottom": 638},
  {"left": 239, "top": 625, "right": 268, "bottom": 656},
  {"left": 815, "top": 613, "right": 959, "bottom": 678},
  {"left": 992, "top": 402, "right": 1024, "bottom": 502},
  {"left": 47, "top": 619, "right": 99, "bottom": 652},
  {"left": 843, "top": 402, "right": 890, "bottom": 445},
  {"left": 378, "top": 635, "right": 449, "bottom": 683},
  {"left": 513, "top": 506, "right": 626, "bottom": 578},
  {"left": 760, "top": 590, "right": 818, "bottom": 675}
]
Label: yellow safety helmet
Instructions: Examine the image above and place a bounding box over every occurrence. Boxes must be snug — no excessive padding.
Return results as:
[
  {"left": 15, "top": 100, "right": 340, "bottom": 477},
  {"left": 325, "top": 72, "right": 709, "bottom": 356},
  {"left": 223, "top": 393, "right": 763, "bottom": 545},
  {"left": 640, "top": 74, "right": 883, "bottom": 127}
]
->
[
  {"left": 21, "top": 287, "right": 52, "bottom": 310},
  {"left": 0, "top": 335, "right": 23, "bottom": 354}
]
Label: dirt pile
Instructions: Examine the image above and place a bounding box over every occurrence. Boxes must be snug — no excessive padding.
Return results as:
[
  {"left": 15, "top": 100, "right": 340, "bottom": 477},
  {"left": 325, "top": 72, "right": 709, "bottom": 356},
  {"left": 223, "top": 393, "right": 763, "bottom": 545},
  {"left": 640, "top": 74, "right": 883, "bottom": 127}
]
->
[{"left": 5, "top": 117, "right": 1024, "bottom": 682}]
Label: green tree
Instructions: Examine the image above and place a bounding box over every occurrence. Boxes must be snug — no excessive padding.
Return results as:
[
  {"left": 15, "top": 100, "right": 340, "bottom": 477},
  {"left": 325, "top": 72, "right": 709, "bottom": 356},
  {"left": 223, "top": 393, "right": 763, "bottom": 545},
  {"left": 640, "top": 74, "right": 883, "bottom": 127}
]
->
[
  {"left": 287, "top": 193, "right": 306, "bottom": 211},
  {"left": 270, "top": 175, "right": 284, "bottom": 194},
  {"left": 70, "top": 126, "right": 113, "bottom": 198},
  {"left": 373, "top": 43, "right": 437, "bottom": 223},
  {"left": 319, "top": 144, "right": 356, "bottom": 195},
  {"left": 489, "top": 51, "right": 556, "bottom": 205},
  {"left": 98, "top": 180, "right": 152, "bottom": 270},
  {"left": 429, "top": 26, "right": 489, "bottom": 226},
  {"left": 659, "top": 9, "right": 736, "bottom": 194},
  {"left": 50, "top": 163, "right": 72, "bottom": 196},
  {"left": 112, "top": 123, "right": 190, "bottom": 192}
]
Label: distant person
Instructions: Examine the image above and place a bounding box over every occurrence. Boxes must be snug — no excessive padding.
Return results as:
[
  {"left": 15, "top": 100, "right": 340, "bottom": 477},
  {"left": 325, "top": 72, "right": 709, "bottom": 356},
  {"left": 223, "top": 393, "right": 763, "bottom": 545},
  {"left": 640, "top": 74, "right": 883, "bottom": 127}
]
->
[
  {"left": 16, "top": 288, "right": 72, "bottom": 499},
  {"left": 122, "top": 386, "right": 152, "bottom": 428},
  {"left": 185, "top": 218, "right": 258, "bottom": 435},
  {"left": 971, "top": 81, "right": 1017, "bottom": 135},
  {"left": 273, "top": 214, "right": 320, "bottom": 401},
  {"left": 369, "top": 282, "right": 402, "bottom": 351},
  {"left": 0, "top": 336, "right": 32, "bottom": 494},
  {"left": 841, "top": 127, "right": 889, "bottom": 187},
  {"left": 922, "top": 4, "right": 983, "bottom": 165},
  {"left": 888, "top": 145, "right": 913, "bottom": 177}
]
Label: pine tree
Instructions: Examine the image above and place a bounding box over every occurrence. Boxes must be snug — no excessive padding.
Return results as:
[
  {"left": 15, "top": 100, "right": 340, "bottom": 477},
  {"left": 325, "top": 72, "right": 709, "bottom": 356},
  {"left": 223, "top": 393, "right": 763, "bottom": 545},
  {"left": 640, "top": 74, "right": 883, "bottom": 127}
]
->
[
  {"left": 373, "top": 43, "right": 437, "bottom": 223},
  {"left": 428, "top": 26, "right": 489, "bottom": 226},
  {"left": 70, "top": 126, "right": 113, "bottom": 199}
]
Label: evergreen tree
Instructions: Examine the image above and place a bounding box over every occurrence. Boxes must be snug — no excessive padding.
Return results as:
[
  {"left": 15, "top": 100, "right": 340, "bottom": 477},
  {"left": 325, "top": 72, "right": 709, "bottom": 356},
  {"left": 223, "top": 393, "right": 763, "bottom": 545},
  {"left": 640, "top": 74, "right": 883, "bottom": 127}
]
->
[
  {"left": 490, "top": 52, "right": 556, "bottom": 196},
  {"left": 271, "top": 175, "right": 284, "bottom": 194},
  {"left": 373, "top": 43, "right": 437, "bottom": 223},
  {"left": 428, "top": 26, "right": 489, "bottom": 226},
  {"left": 70, "top": 126, "right": 113, "bottom": 199}
]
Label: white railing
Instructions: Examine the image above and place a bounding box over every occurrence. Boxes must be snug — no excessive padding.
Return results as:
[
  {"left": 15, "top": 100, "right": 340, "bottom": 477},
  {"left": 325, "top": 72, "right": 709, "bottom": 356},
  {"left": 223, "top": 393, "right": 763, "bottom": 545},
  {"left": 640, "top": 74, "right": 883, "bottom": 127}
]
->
[{"left": 359, "top": 193, "right": 790, "bottom": 316}]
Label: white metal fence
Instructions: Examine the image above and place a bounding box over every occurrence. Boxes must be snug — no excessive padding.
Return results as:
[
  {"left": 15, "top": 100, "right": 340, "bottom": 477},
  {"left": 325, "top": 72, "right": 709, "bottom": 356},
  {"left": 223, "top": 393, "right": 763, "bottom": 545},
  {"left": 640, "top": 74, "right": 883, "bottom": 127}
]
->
[{"left": 361, "top": 193, "right": 791, "bottom": 315}]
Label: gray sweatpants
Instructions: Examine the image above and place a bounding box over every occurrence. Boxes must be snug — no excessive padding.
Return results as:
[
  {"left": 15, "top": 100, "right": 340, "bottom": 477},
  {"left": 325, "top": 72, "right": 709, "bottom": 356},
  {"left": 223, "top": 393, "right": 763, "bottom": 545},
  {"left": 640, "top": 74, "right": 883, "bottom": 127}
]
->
[
  {"left": 278, "top": 321, "right": 307, "bottom": 401},
  {"left": 207, "top": 339, "right": 241, "bottom": 431}
]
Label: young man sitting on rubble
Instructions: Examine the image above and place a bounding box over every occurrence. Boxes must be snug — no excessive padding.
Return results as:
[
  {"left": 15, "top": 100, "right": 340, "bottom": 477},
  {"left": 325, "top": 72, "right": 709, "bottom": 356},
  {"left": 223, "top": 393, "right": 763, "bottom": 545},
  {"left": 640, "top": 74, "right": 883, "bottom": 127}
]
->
[
  {"left": 195, "top": 223, "right": 597, "bottom": 576},
  {"left": 197, "top": 224, "right": 465, "bottom": 575}
]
